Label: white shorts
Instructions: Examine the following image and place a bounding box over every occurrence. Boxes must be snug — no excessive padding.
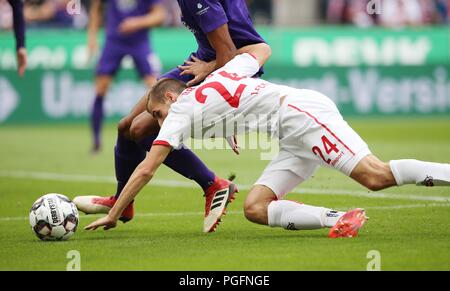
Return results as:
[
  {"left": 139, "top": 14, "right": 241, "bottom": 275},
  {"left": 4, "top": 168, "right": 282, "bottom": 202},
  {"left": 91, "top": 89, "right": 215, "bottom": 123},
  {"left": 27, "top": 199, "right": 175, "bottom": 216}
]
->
[{"left": 255, "top": 89, "right": 371, "bottom": 199}]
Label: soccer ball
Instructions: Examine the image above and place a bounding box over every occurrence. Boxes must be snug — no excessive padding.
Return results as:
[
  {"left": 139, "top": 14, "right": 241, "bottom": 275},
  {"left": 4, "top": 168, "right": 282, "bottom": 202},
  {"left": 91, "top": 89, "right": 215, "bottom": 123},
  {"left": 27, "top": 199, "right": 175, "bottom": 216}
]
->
[{"left": 29, "top": 193, "right": 79, "bottom": 241}]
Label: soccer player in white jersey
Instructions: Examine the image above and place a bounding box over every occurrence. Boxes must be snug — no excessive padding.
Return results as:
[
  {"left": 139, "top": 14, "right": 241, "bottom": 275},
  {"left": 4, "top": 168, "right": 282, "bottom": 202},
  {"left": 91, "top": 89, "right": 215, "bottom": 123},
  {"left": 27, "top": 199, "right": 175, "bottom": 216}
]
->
[{"left": 85, "top": 45, "right": 450, "bottom": 238}]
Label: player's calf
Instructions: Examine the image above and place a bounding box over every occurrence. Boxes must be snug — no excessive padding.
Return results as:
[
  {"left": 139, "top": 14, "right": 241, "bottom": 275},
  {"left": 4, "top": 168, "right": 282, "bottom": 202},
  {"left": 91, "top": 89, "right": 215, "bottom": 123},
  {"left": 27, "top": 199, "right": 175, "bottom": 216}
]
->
[
  {"left": 118, "top": 115, "right": 133, "bottom": 140},
  {"left": 350, "top": 155, "right": 396, "bottom": 191}
]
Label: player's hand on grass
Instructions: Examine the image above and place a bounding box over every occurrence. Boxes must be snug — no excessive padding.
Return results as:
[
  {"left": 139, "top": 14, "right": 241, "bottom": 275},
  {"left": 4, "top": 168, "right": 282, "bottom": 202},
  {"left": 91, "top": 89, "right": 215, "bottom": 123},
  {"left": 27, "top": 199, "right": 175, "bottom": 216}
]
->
[
  {"left": 84, "top": 214, "right": 117, "bottom": 231},
  {"left": 119, "top": 18, "right": 142, "bottom": 35},
  {"left": 16, "top": 48, "right": 27, "bottom": 77},
  {"left": 179, "top": 56, "right": 215, "bottom": 87}
]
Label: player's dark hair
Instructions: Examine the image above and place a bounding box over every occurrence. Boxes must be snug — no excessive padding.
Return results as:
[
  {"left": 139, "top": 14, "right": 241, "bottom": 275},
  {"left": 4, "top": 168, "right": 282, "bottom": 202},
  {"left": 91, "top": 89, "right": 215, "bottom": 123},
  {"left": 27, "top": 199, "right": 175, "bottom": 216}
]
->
[{"left": 147, "top": 78, "right": 187, "bottom": 110}]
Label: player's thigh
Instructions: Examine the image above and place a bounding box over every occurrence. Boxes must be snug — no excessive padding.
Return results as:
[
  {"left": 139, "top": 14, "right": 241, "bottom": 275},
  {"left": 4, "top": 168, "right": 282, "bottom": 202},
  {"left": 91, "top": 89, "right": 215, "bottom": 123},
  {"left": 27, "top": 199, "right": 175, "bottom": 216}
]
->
[
  {"left": 284, "top": 90, "right": 372, "bottom": 177},
  {"left": 247, "top": 152, "right": 310, "bottom": 225},
  {"left": 129, "top": 110, "right": 160, "bottom": 140},
  {"left": 303, "top": 122, "right": 371, "bottom": 176},
  {"left": 254, "top": 150, "right": 310, "bottom": 200}
]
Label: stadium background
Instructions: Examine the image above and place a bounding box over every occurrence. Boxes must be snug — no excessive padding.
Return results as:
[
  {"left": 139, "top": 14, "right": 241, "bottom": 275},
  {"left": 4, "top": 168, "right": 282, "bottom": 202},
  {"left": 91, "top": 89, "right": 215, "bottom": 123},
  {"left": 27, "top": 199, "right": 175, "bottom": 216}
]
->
[
  {"left": 1, "top": 0, "right": 448, "bottom": 124},
  {"left": 0, "top": 0, "right": 450, "bottom": 271}
]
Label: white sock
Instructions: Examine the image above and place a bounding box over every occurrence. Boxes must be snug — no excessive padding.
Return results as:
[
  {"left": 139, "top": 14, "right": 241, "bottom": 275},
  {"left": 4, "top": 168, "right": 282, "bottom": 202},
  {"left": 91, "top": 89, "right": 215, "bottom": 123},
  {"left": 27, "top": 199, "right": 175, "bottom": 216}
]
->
[
  {"left": 267, "top": 200, "right": 345, "bottom": 230},
  {"left": 390, "top": 159, "right": 450, "bottom": 186}
]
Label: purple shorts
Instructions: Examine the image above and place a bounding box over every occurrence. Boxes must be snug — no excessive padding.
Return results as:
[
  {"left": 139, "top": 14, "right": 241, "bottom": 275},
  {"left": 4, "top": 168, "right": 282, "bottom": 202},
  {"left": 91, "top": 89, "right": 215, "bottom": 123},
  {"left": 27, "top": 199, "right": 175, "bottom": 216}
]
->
[
  {"left": 159, "top": 54, "right": 196, "bottom": 83},
  {"left": 96, "top": 39, "right": 161, "bottom": 78},
  {"left": 160, "top": 53, "right": 265, "bottom": 84},
  {"left": 159, "top": 66, "right": 194, "bottom": 83}
]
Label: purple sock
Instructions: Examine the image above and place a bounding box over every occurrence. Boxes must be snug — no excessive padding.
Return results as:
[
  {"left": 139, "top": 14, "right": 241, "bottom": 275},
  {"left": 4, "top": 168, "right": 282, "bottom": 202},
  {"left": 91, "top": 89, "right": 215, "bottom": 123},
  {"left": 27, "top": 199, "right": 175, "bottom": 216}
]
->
[
  {"left": 90, "top": 95, "right": 104, "bottom": 149},
  {"left": 138, "top": 135, "right": 216, "bottom": 191},
  {"left": 114, "top": 133, "right": 146, "bottom": 198}
]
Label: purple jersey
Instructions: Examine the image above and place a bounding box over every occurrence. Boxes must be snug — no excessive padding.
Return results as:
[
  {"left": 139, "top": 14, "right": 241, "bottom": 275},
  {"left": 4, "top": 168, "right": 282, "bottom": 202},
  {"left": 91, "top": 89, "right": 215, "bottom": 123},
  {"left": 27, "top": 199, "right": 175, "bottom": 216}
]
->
[
  {"left": 104, "top": 0, "right": 160, "bottom": 43},
  {"left": 177, "top": 0, "right": 265, "bottom": 61}
]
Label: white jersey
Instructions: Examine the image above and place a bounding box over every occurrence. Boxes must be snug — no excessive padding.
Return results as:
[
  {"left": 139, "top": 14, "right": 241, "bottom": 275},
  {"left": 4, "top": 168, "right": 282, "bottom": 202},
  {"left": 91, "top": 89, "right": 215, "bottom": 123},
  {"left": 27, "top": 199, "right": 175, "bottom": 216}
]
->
[
  {"left": 154, "top": 53, "right": 372, "bottom": 199},
  {"left": 154, "top": 53, "right": 292, "bottom": 149}
]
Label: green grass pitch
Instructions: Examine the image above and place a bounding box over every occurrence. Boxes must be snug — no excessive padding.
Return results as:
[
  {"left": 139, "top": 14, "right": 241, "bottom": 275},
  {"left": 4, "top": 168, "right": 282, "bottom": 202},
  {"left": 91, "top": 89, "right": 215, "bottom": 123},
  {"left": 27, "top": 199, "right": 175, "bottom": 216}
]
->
[{"left": 0, "top": 118, "right": 449, "bottom": 270}]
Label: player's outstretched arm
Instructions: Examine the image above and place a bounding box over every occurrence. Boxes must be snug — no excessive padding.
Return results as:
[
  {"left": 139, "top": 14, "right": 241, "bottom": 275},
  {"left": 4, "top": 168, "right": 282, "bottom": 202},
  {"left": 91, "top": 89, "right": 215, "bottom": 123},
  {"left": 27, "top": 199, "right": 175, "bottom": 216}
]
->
[
  {"left": 84, "top": 145, "right": 171, "bottom": 231},
  {"left": 237, "top": 43, "right": 272, "bottom": 68},
  {"left": 207, "top": 24, "right": 237, "bottom": 69},
  {"left": 118, "top": 4, "right": 166, "bottom": 35},
  {"left": 7, "top": 0, "right": 26, "bottom": 76}
]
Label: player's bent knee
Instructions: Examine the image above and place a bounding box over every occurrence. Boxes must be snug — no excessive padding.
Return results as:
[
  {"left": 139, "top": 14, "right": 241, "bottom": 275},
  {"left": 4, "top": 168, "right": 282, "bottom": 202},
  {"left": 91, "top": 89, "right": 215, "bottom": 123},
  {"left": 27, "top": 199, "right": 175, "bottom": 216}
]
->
[
  {"left": 128, "top": 112, "right": 160, "bottom": 141},
  {"left": 243, "top": 185, "right": 277, "bottom": 225},
  {"left": 243, "top": 202, "right": 266, "bottom": 224},
  {"left": 129, "top": 120, "right": 150, "bottom": 141},
  {"left": 95, "top": 84, "right": 108, "bottom": 97},
  {"left": 117, "top": 116, "right": 132, "bottom": 135},
  {"left": 95, "top": 77, "right": 112, "bottom": 96},
  {"left": 243, "top": 197, "right": 272, "bottom": 225}
]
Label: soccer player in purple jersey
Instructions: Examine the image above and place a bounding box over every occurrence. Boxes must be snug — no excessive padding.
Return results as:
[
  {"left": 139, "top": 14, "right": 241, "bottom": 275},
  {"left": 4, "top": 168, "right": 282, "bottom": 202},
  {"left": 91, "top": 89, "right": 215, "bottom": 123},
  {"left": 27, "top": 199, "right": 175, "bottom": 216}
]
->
[
  {"left": 75, "top": 0, "right": 271, "bottom": 233},
  {"left": 6, "top": 0, "right": 27, "bottom": 76},
  {"left": 87, "top": 0, "right": 165, "bottom": 152}
]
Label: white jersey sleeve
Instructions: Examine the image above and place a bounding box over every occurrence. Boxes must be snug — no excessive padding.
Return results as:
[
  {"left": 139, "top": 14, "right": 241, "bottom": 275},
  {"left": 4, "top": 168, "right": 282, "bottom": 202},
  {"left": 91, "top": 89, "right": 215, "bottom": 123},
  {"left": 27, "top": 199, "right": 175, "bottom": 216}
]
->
[
  {"left": 219, "top": 53, "right": 260, "bottom": 78},
  {"left": 153, "top": 99, "right": 194, "bottom": 150}
]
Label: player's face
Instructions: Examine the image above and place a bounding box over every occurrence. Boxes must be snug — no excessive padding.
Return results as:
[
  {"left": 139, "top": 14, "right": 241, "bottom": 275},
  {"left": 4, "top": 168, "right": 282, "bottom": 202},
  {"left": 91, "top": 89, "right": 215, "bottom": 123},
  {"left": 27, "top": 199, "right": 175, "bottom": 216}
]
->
[{"left": 149, "top": 98, "right": 172, "bottom": 127}]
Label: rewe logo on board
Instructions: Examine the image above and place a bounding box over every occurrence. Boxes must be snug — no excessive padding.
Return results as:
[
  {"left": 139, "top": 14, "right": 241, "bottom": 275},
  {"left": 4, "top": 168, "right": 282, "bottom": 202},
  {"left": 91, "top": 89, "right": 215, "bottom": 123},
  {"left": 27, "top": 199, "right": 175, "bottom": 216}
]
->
[{"left": 293, "top": 37, "right": 432, "bottom": 67}]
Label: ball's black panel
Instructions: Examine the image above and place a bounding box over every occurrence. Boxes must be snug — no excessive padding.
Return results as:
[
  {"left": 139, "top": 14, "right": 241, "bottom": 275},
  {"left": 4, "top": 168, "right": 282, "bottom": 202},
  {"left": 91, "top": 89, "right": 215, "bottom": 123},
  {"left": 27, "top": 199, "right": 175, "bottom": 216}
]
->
[
  {"left": 56, "top": 194, "right": 71, "bottom": 203},
  {"left": 31, "top": 198, "right": 43, "bottom": 212},
  {"left": 63, "top": 214, "right": 79, "bottom": 232},
  {"left": 33, "top": 220, "right": 51, "bottom": 240}
]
